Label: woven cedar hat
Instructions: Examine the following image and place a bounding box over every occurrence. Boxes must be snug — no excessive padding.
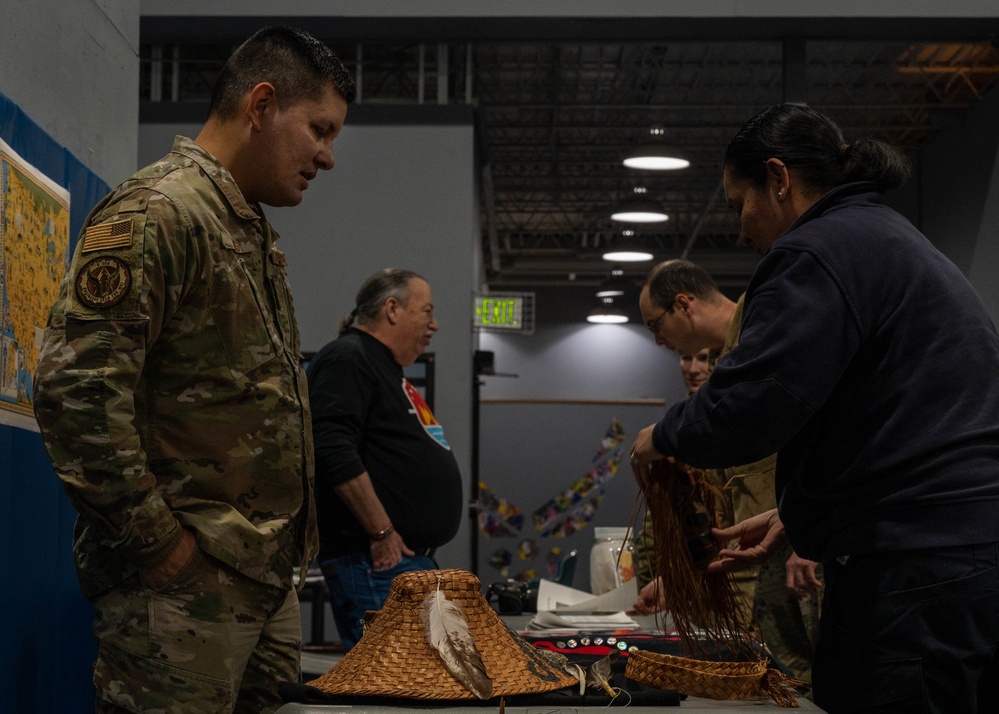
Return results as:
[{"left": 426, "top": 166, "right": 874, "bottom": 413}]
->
[{"left": 308, "top": 569, "right": 577, "bottom": 700}]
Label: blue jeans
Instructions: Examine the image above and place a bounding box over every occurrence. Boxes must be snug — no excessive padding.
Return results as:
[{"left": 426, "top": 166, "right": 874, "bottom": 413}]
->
[{"left": 320, "top": 552, "right": 437, "bottom": 651}]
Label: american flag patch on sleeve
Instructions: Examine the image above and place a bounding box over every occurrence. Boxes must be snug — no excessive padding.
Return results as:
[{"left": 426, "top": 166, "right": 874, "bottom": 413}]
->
[{"left": 82, "top": 218, "right": 133, "bottom": 252}]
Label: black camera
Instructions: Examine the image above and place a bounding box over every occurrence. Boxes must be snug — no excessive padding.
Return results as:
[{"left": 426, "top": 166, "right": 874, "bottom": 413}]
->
[{"left": 487, "top": 579, "right": 532, "bottom": 615}]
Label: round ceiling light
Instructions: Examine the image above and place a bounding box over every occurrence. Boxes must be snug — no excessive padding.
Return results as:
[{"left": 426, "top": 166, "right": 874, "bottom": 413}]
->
[
  {"left": 623, "top": 145, "right": 690, "bottom": 171},
  {"left": 587, "top": 298, "right": 629, "bottom": 324},
  {"left": 623, "top": 125, "right": 690, "bottom": 171},
  {"left": 610, "top": 188, "right": 668, "bottom": 223}
]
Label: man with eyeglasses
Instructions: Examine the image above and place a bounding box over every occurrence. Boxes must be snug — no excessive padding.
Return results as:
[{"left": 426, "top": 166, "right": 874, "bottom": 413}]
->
[
  {"left": 634, "top": 258, "right": 822, "bottom": 693},
  {"left": 638, "top": 259, "right": 737, "bottom": 361}
]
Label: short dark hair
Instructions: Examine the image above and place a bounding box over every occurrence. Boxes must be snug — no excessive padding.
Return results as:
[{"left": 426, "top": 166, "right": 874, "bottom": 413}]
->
[
  {"left": 339, "top": 269, "right": 426, "bottom": 336},
  {"left": 208, "top": 26, "right": 356, "bottom": 121},
  {"left": 724, "top": 103, "right": 911, "bottom": 193},
  {"left": 644, "top": 259, "right": 721, "bottom": 309}
]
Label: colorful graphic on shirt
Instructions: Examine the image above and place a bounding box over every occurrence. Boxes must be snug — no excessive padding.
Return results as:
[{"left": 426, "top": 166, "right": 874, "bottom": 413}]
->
[{"left": 402, "top": 378, "right": 450, "bottom": 449}]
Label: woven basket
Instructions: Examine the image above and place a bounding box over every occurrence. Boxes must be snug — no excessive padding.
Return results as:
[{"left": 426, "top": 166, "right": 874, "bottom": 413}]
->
[
  {"left": 308, "top": 569, "right": 577, "bottom": 700},
  {"left": 626, "top": 650, "right": 801, "bottom": 707}
]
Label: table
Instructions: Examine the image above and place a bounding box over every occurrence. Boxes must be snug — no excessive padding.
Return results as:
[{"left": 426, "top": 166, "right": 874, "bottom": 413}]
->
[{"left": 278, "top": 698, "right": 824, "bottom": 712}]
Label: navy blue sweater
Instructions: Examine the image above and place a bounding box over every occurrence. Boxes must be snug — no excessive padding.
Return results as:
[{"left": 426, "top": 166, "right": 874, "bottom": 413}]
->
[{"left": 653, "top": 183, "right": 999, "bottom": 561}]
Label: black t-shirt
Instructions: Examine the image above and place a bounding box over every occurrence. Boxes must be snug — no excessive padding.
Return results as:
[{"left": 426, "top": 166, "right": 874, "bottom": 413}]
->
[{"left": 308, "top": 329, "right": 463, "bottom": 556}]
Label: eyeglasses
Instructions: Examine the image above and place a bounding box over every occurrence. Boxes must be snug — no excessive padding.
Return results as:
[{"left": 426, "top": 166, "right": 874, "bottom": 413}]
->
[{"left": 646, "top": 304, "right": 674, "bottom": 333}]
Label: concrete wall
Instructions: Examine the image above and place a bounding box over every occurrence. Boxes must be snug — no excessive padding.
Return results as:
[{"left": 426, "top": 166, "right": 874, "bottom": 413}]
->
[{"left": 1, "top": 0, "right": 138, "bottom": 186}]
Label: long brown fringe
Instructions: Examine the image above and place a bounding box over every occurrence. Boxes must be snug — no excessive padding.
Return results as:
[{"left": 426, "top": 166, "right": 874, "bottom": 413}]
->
[
  {"left": 628, "top": 457, "right": 804, "bottom": 707},
  {"left": 643, "top": 458, "right": 756, "bottom": 661},
  {"left": 761, "top": 668, "right": 807, "bottom": 708}
]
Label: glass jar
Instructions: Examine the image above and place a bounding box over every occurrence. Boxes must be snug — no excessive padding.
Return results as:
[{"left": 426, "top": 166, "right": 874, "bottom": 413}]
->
[{"left": 589, "top": 527, "right": 635, "bottom": 595}]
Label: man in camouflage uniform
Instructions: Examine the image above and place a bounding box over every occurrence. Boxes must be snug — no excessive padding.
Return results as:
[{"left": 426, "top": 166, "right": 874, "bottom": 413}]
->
[{"left": 32, "top": 27, "right": 355, "bottom": 714}]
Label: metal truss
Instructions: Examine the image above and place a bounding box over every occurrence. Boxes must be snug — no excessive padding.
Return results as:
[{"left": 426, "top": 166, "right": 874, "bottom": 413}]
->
[{"left": 139, "top": 36, "right": 999, "bottom": 291}]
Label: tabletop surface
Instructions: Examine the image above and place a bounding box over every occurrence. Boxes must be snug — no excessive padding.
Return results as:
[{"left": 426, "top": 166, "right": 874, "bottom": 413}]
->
[{"left": 277, "top": 698, "right": 824, "bottom": 712}]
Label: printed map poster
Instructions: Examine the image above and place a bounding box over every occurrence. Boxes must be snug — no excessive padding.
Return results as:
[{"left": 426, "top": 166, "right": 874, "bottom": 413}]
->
[{"left": 0, "top": 137, "right": 71, "bottom": 430}]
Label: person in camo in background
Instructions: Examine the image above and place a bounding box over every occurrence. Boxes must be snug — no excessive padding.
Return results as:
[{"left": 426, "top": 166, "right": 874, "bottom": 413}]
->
[
  {"left": 32, "top": 26, "right": 355, "bottom": 714},
  {"left": 630, "top": 259, "right": 822, "bottom": 695}
]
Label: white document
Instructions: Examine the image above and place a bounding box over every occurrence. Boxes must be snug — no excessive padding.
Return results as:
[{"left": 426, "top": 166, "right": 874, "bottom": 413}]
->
[
  {"left": 527, "top": 579, "right": 640, "bottom": 631},
  {"left": 528, "top": 610, "right": 639, "bottom": 631},
  {"left": 536, "top": 578, "right": 638, "bottom": 612}
]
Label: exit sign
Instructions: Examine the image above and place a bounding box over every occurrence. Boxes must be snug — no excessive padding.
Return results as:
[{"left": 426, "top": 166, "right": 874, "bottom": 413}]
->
[{"left": 474, "top": 292, "right": 535, "bottom": 333}]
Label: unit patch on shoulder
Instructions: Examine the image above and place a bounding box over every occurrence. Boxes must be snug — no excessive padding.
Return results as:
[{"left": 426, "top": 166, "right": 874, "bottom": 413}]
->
[
  {"left": 82, "top": 217, "right": 133, "bottom": 252},
  {"left": 75, "top": 256, "right": 132, "bottom": 309}
]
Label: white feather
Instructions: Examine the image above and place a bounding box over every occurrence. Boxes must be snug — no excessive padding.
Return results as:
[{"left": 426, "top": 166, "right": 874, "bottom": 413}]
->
[
  {"left": 587, "top": 651, "right": 619, "bottom": 698},
  {"left": 420, "top": 588, "right": 493, "bottom": 699}
]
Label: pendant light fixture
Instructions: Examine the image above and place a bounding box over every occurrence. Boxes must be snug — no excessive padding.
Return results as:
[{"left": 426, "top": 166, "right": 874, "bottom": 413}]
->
[
  {"left": 602, "top": 230, "right": 655, "bottom": 263},
  {"left": 623, "top": 125, "right": 690, "bottom": 171},
  {"left": 586, "top": 296, "right": 629, "bottom": 324},
  {"left": 610, "top": 187, "right": 668, "bottom": 223},
  {"left": 595, "top": 265, "right": 633, "bottom": 298}
]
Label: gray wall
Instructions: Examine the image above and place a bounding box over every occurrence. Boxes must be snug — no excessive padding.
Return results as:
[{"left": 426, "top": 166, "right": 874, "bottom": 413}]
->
[
  {"left": 480, "top": 323, "right": 683, "bottom": 402},
  {"left": 477, "top": 320, "right": 687, "bottom": 589},
  {"left": 1, "top": 0, "right": 138, "bottom": 186},
  {"left": 141, "top": 115, "right": 479, "bottom": 569}
]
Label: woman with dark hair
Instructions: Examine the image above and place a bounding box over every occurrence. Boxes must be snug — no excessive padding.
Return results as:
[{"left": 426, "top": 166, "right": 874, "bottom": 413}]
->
[{"left": 630, "top": 104, "right": 999, "bottom": 712}]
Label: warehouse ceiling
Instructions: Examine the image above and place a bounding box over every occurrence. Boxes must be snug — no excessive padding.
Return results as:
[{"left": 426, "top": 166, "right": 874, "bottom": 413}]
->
[{"left": 140, "top": 15, "right": 999, "bottom": 298}]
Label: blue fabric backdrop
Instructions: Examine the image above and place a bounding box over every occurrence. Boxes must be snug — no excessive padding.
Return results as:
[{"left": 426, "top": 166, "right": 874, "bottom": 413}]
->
[{"left": 1, "top": 89, "right": 111, "bottom": 714}]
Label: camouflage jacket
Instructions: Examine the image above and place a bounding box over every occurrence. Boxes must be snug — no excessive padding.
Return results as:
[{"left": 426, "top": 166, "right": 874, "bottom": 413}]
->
[
  {"left": 719, "top": 294, "right": 778, "bottom": 525},
  {"left": 33, "top": 136, "right": 318, "bottom": 598}
]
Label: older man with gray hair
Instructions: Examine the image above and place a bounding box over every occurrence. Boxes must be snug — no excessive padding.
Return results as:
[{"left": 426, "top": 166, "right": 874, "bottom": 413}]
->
[{"left": 308, "top": 268, "right": 463, "bottom": 651}]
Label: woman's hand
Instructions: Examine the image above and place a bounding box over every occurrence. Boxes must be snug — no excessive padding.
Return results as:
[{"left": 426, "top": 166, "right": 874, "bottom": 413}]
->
[
  {"left": 703, "top": 508, "right": 787, "bottom": 574},
  {"left": 786, "top": 550, "right": 823, "bottom": 596}
]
